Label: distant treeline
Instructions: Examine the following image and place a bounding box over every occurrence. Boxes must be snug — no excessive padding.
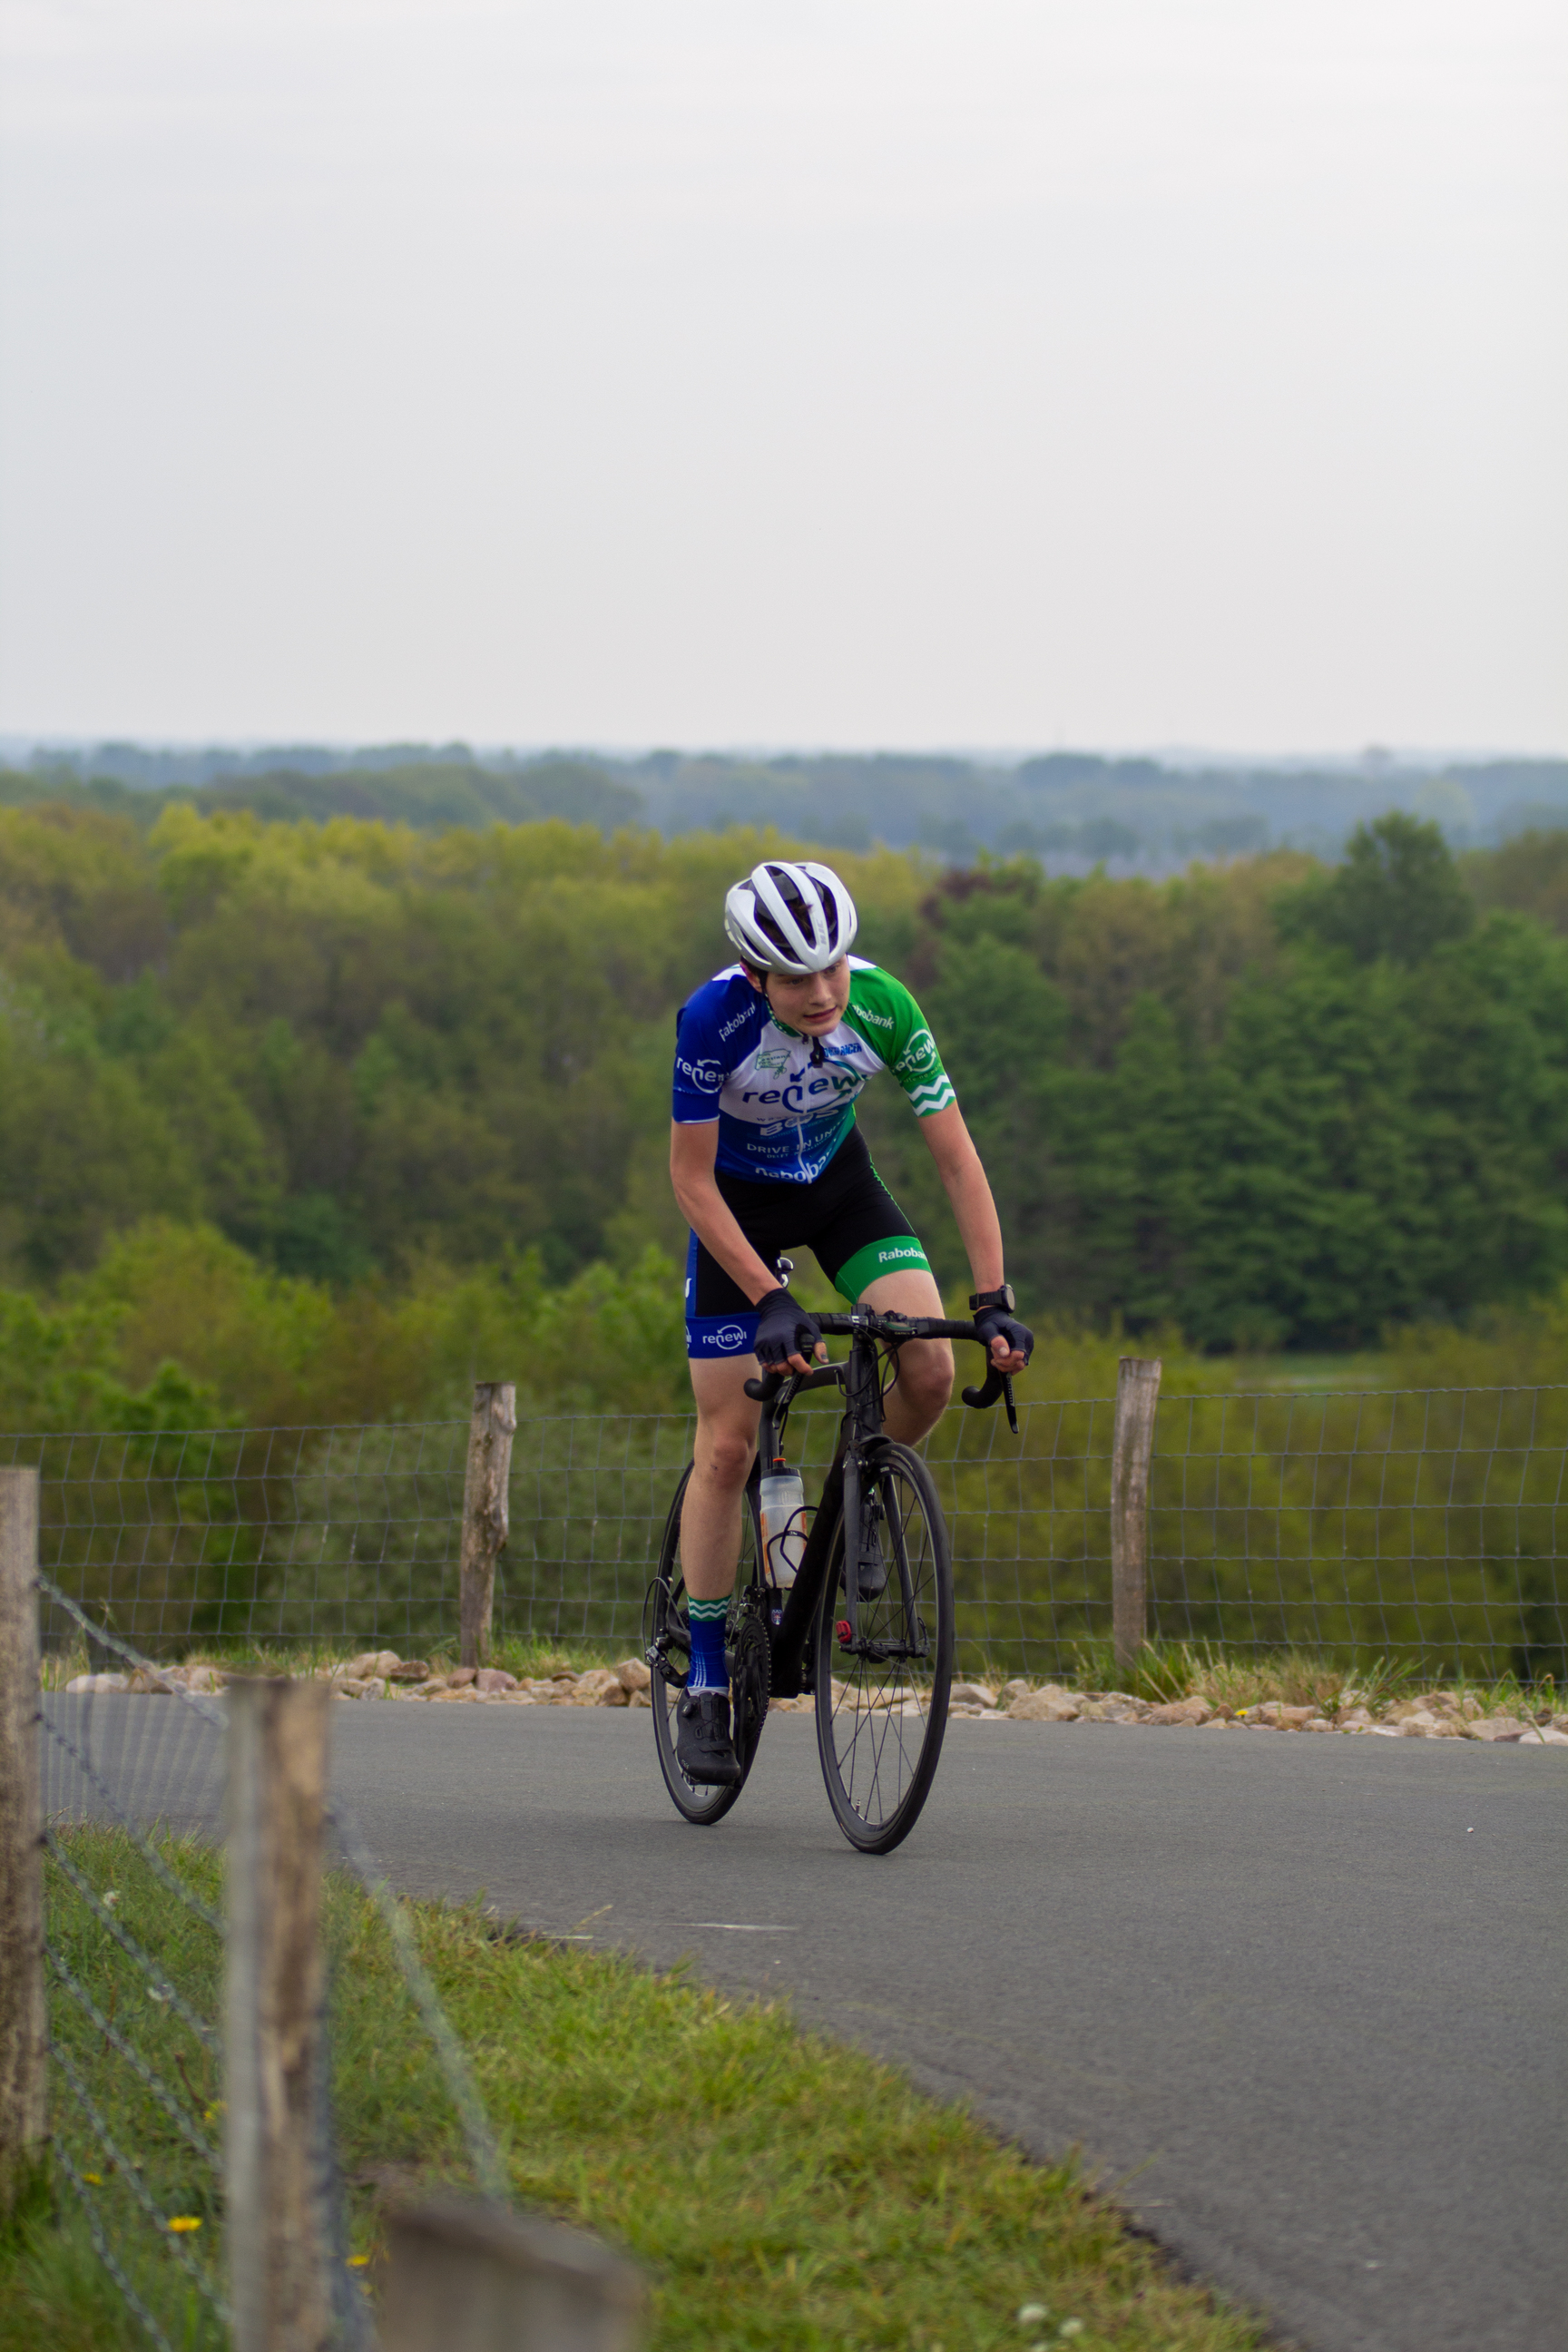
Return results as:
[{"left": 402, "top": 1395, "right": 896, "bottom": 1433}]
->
[
  {"left": 6, "top": 742, "right": 1568, "bottom": 871},
  {"left": 8, "top": 795, "right": 1568, "bottom": 1432}
]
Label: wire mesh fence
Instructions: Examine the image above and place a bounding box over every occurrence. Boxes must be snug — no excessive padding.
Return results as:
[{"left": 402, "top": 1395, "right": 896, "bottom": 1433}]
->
[
  {"left": 1146, "top": 1388, "right": 1568, "bottom": 1677},
  {"left": 9, "top": 1384, "right": 1568, "bottom": 1681},
  {"left": 32, "top": 1573, "right": 505, "bottom": 2348},
  {"left": 39, "top": 1585, "right": 237, "bottom": 2347},
  {"left": 937, "top": 1385, "right": 1568, "bottom": 1680},
  {"left": 40, "top": 1620, "right": 231, "bottom": 2345}
]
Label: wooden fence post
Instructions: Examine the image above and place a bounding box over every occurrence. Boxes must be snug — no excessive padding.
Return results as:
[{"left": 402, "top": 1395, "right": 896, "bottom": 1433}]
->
[
  {"left": 224, "top": 1678, "right": 334, "bottom": 2352},
  {"left": 0, "top": 1467, "right": 45, "bottom": 2216},
  {"left": 459, "top": 1384, "right": 517, "bottom": 1670},
  {"left": 380, "top": 2199, "right": 646, "bottom": 2352},
  {"left": 1111, "top": 1357, "right": 1162, "bottom": 1679}
]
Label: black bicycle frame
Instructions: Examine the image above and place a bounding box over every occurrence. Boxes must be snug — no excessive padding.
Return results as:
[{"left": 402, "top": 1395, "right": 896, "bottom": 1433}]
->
[{"left": 745, "top": 1308, "right": 1014, "bottom": 1699}]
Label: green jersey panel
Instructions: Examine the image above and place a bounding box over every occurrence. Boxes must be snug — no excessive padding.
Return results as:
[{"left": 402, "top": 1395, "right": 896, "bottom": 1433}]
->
[{"left": 843, "top": 966, "right": 957, "bottom": 1120}]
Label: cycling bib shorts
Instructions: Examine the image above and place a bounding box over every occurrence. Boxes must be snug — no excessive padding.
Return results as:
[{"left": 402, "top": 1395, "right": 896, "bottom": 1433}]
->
[{"left": 684, "top": 1127, "right": 931, "bottom": 1358}]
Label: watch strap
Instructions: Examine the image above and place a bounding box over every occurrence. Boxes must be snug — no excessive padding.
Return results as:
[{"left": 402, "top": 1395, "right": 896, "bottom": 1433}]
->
[{"left": 969, "top": 1284, "right": 1015, "bottom": 1313}]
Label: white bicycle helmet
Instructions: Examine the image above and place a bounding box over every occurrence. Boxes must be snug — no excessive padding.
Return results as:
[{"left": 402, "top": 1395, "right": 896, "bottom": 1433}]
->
[{"left": 723, "top": 859, "right": 859, "bottom": 975}]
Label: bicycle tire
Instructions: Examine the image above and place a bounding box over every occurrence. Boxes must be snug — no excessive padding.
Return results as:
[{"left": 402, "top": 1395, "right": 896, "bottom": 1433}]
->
[
  {"left": 812, "top": 1440, "right": 954, "bottom": 1855},
  {"left": 648, "top": 1463, "right": 768, "bottom": 1827}
]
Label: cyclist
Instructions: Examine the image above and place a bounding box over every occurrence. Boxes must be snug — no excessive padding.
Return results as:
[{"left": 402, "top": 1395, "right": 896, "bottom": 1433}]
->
[{"left": 670, "top": 857, "right": 1033, "bottom": 1784}]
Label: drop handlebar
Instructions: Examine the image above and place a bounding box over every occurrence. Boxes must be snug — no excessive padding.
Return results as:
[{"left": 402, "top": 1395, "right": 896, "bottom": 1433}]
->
[{"left": 742, "top": 1309, "right": 1019, "bottom": 1433}]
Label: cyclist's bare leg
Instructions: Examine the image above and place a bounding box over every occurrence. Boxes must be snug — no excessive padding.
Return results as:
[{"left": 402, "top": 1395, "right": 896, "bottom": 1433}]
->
[
  {"left": 856, "top": 1268, "right": 954, "bottom": 1446},
  {"left": 682, "top": 1357, "right": 761, "bottom": 1602}
]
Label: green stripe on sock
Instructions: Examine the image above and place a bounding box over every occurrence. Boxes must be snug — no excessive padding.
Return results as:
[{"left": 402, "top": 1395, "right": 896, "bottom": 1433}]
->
[{"left": 687, "top": 1595, "right": 730, "bottom": 1622}]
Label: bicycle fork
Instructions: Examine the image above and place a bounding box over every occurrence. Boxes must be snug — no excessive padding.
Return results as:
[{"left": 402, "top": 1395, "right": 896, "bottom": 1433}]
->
[
  {"left": 838, "top": 1455, "right": 925, "bottom": 1663},
  {"left": 832, "top": 1334, "right": 881, "bottom": 1651},
  {"left": 839, "top": 1451, "right": 864, "bottom": 1651}
]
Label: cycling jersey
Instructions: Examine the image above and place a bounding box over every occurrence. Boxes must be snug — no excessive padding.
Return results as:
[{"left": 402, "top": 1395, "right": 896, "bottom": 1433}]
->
[{"left": 671, "top": 958, "right": 956, "bottom": 1184}]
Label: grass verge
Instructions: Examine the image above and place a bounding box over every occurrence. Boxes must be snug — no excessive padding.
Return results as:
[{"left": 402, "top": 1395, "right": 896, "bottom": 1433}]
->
[{"left": 5, "top": 1823, "right": 1264, "bottom": 2352}]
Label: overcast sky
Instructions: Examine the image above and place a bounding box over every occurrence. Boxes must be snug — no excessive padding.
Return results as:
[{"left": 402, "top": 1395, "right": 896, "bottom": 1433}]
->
[{"left": 1, "top": 0, "right": 1563, "bottom": 755}]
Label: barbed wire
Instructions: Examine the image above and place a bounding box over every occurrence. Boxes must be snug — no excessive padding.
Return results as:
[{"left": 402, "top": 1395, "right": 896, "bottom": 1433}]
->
[
  {"left": 50, "top": 2138, "right": 183, "bottom": 2352},
  {"left": 38, "top": 1565, "right": 510, "bottom": 2343},
  {"left": 47, "top": 2035, "right": 230, "bottom": 2321},
  {"left": 38, "top": 1570, "right": 227, "bottom": 1726},
  {"left": 326, "top": 1805, "right": 506, "bottom": 2202},
  {"left": 40, "top": 1570, "right": 234, "bottom": 2342},
  {"left": 44, "top": 1567, "right": 505, "bottom": 2200},
  {"left": 40, "top": 1706, "right": 224, "bottom": 1933},
  {"left": 43, "top": 1832, "right": 220, "bottom": 2051},
  {"left": 45, "top": 1941, "right": 222, "bottom": 2168}
]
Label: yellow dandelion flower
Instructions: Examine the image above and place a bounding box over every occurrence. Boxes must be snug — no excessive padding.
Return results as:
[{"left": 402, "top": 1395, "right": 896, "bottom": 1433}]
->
[
  {"left": 82, "top": 2173, "right": 103, "bottom": 2188},
  {"left": 167, "top": 2216, "right": 202, "bottom": 2233},
  {"left": 347, "top": 2255, "right": 370, "bottom": 2269}
]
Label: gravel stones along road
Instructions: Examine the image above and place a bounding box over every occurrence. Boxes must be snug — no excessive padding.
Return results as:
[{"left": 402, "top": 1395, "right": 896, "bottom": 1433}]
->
[
  {"left": 61, "top": 1653, "right": 1568, "bottom": 1744},
  {"left": 64, "top": 1652, "right": 658, "bottom": 1707}
]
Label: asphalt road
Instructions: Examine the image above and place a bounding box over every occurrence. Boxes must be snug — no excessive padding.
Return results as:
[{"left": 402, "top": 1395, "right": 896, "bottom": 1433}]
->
[{"left": 47, "top": 1699, "right": 1568, "bottom": 2352}]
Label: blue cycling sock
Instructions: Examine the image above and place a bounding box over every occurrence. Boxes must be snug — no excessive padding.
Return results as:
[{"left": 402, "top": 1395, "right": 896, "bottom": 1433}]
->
[{"left": 686, "top": 1596, "right": 730, "bottom": 1692}]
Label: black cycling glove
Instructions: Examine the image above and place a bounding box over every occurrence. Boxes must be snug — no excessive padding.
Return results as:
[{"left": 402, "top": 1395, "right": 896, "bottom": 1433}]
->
[
  {"left": 974, "top": 1305, "right": 1034, "bottom": 1364},
  {"left": 753, "top": 1287, "right": 824, "bottom": 1369}
]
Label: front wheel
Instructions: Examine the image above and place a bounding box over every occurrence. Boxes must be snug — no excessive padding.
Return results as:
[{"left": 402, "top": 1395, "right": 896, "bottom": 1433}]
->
[
  {"left": 648, "top": 1463, "right": 768, "bottom": 1827},
  {"left": 813, "top": 1441, "right": 954, "bottom": 1855}
]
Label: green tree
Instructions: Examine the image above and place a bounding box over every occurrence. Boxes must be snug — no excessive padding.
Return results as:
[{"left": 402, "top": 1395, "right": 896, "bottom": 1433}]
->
[
  {"left": 1279, "top": 812, "right": 1474, "bottom": 965},
  {"left": 8, "top": 789, "right": 1568, "bottom": 1377}
]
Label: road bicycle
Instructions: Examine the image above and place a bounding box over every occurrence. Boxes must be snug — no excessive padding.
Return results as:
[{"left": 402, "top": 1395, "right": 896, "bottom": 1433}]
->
[{"left": 644, "top": 1304, "right": 1016, "bottom": 1855}]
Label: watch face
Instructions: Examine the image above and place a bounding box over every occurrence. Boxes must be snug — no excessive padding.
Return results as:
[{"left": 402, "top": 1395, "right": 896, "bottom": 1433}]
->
[{"left": 973, "top": 1284, "right": 1014, "bottom": 1311}]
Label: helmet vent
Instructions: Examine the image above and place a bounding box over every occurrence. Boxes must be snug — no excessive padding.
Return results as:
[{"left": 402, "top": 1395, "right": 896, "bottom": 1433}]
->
[{"left": 722, "top": 860, "right": 859, "bottom": 975}]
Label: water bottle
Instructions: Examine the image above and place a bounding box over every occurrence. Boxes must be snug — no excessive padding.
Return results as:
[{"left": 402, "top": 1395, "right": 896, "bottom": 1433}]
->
[{"left": 759, "top": 1467, "right": 807, "bottom": 1591}]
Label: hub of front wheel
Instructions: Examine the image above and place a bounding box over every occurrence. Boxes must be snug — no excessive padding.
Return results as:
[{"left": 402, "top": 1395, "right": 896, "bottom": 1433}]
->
[{"left": 835, "top": 1623, "right": 929, "bottom": 1663}]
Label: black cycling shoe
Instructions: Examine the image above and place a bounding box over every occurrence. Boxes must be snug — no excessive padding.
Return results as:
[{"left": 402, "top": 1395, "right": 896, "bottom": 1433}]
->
[{"left": 676, "top": 1689, "right": 740, "bottom": 1786}]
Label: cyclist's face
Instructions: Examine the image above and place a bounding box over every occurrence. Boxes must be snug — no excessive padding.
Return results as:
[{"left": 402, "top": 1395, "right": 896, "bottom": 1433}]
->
[{"left": 750, "top": 956, "right": 851, "bottom": 1034}]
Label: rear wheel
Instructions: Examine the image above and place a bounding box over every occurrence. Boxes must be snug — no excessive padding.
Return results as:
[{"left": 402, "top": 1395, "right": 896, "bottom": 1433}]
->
[
  {"left": 647, "top": 1464, "right": 768, "bottom": 1826},
  {"left": 813, "top": 1441, "right": 954, "bottom": 1854}
]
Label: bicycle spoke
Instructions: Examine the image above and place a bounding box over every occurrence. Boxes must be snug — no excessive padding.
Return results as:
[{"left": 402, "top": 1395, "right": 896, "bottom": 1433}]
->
[
  {"left": 840, "top": 1697, "right": 911, "bottom": 1818},
  {"left": 817, "top": 1444, "right": 954, "bottom": 1853}
]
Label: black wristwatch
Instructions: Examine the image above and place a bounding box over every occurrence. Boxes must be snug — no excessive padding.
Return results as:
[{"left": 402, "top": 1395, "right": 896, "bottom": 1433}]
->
[{"left": 970, "top": 1284, "right": 1015, "bottom": 1312}]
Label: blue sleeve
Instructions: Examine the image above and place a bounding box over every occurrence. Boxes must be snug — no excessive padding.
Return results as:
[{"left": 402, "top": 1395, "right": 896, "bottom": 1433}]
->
[{"left": 671, "top": 985, "right": 731, "bottom": 1122}]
